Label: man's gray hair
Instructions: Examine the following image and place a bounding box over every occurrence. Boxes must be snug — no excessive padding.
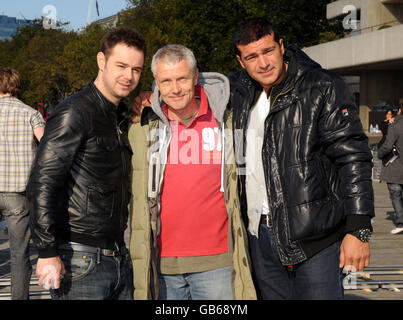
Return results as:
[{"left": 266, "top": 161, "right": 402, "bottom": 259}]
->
[{"left": 151, "top": 44, "right": 197, "bottom": 77}]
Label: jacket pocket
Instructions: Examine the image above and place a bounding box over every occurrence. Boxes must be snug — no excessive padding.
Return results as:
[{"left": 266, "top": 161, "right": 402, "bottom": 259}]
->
[
  {"left": 283, "top": 160, "right": 328, "bottom": 207},
  {"left": 287, "top": 198, "right": 334, "bottom": 241},
  {"left": 316, "top": 157, "right": 340, "bottom": 202},
  {"left": 86, "top": 184, "right": 116, "bottom": 218},
  {"left": 60, "top": 250, "right": 96, "bottom": 282}
]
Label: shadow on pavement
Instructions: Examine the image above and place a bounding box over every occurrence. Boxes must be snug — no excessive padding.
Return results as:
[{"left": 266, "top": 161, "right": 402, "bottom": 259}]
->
[{"left": 344, "top": 293, "right": 371, "bottom": 300}]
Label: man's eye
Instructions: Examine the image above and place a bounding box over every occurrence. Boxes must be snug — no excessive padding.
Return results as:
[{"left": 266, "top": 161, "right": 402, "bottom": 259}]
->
[{"left": 246, "top": 56, "right": 257, "bottom": 61}]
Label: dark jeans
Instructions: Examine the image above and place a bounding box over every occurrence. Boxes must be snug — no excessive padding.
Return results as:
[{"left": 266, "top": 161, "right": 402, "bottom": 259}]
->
[
  {"left": 387, "top": 183, "right": 403, "bottom": 227},
  {"left": 248, "top": 224, "right": 344, "bottom": 300},
  {"left": 50, "top": 247, "right": 133, "bottom": 300},
  {"left": 0, "top": 193, "right": 32, "bottom": 300}
]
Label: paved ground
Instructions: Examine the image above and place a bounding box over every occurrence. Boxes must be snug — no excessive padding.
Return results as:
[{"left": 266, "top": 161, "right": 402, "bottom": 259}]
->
[{"left": 0, "top": 179, "right": 402, "bottom": 300}]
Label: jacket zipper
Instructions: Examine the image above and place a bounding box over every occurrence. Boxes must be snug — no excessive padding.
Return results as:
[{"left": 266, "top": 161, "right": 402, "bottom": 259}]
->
[
  {"left": 157, "top": 125, "right": 172, "bottom": 194},
  {"left": 265, "top": 85, "right": 295, "bottom": 250},
  {"left": 154, "top": 125, "right": 172, "bottom": 238},
  {"left": 269, "top": 86, "right": 294, "bottom": 108},
  {"left": 116, "top": 124, "right": 126, "bottom": 237}
]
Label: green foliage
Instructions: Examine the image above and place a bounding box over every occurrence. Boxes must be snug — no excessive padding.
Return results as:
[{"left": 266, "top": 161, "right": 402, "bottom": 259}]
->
[
  {"left": 0, "top": 0, "right": 343, "bottom": 107},
  {"left": 318, "top": 31, "right": 342, "bottom": 44},
  {"left": 61, "top": 24, "right": 106, "bottom": 93}
]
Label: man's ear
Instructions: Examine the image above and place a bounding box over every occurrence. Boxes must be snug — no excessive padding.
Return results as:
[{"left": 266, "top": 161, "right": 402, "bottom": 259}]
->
[
  {"left": 236, "top": 55, "right": 246, "bottom": 69},
  {"left": 97, "top": 52, "right": 106, "bottom": 72},
  {"left": 279, "top": 38, "right": 285, "bottom": 55}
]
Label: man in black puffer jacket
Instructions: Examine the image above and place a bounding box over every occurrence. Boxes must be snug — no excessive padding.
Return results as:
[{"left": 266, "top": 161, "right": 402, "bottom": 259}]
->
[
  {"left": 230, "top": 17, "right": 374, "bottom": 300},
  {"left": 27, "top": 27, "right": 146, "bottom": 300}
]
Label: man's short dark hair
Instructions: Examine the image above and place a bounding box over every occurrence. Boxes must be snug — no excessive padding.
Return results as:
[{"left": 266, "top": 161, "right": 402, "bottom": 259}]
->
[
  {"left": 0, "top": 67, "right": 21, "bottom": 97},
  {"left": 233, "top": 17, "right": 280, "bottom": 56},
  {"left": 100, "top": 27, "right": 146, "bottom": 59}
]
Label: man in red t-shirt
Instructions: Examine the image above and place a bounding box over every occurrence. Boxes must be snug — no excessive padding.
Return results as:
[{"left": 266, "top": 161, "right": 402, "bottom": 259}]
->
[
  {"left": 153, "top": 44, "right": 231, "bottom": 300},
  {"left": 129, "top": 44, "right": 256, "bottom": 300}
]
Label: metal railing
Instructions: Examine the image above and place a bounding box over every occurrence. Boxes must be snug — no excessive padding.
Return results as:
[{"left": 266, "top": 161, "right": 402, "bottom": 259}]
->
[
  {"left": 345, "top": 266, "right": 403, "bottom": 291},
  {"left": 0, "top": 276, "right": 50, "bottom": 300}
]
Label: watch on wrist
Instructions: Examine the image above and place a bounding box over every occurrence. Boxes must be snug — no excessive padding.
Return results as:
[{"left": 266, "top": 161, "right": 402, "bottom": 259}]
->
[{"left": 349, "top": 228, "right": 372, "bottom": 242}]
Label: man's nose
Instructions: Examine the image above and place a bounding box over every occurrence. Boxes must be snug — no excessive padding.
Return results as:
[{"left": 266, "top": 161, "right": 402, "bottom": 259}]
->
[
  {"left": 171, "top": 81, "right": 181, "bottom": 94},
  {"left": 124, "top": 68, "right": 133, "bottom": 81},
  {"left": 257, "top": 55, "right": 269, "bottom": 69}
]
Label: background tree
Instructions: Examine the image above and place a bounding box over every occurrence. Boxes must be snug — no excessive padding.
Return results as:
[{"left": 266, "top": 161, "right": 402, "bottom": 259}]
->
[
  {"left": 61, "top": 24, "right": 107, "bottom": 93},
  {"left": 13, "top": 27, "right": 75, "bottom": 107},
  {"left": 0, "top": 20, "right": 75, "bottom": 107}
]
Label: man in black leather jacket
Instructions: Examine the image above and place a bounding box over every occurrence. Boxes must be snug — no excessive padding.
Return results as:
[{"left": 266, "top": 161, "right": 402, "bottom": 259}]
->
[
  {"left": 27, "top": 27, "right": 146, "bottom": 300},
  {"left": 230, "top": 18, "right": 375, "bottom": 299}
]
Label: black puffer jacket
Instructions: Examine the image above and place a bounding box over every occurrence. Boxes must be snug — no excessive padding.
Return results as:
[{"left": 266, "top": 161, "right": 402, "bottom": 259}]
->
[
  {"left": 229, "top": 45, "right": 375, "bottom": 266},
  {"left": 27, "top": 82, "right": 132, "bottom": 258}
]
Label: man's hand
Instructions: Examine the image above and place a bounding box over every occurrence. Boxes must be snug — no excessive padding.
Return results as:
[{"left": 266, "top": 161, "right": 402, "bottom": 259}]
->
[
  {"left": 36, "top": 257, "right": 66, "bottom": 289},
  {"left": 339, "top": 233, "right": 370, "bottom": 272},
  {"left": 132, "top": 91, "right": 153, "bottom": 116}
]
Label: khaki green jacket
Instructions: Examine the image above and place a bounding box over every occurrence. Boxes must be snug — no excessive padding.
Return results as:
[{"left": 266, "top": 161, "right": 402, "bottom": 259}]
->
[{"left": 128, "top": 72, "right": 256, "bottom": 300}]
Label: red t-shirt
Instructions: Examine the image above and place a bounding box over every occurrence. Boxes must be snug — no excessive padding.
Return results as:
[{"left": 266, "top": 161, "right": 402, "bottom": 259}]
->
[{"left": 158, "top": 85, "right": 229, "bottom": 257}]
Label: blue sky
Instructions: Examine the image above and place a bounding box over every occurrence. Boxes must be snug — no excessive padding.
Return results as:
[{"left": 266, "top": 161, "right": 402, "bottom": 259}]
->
[{"left": 1, "top": 0, "right": 130, "bottom": 31}]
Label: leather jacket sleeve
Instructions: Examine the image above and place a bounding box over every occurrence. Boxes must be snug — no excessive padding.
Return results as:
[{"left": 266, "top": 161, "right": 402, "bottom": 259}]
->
[
  {"left": 27, "top": 103, "right": 88, "bottom": 258},
  {"left": 318, "top": 75, "right": 375, "bottom": 231}
]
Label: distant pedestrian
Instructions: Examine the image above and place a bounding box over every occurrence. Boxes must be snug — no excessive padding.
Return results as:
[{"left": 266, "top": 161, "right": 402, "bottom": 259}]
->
[
  {"left": 0, "top": 67, "right": 45, "bottom": 300},
  {"left": 378, "top": 103, "right": 403, "bottom": 234},
  {"left": 378, "top": 109, "right": 395, "bottom": 149}
]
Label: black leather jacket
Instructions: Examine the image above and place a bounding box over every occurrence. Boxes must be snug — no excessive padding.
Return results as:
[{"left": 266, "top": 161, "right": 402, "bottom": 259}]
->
[
  {"left": 229, "top": 45, "right": 375, "bottom": 266},
  {"left": 27, "top": 82, "right": 132, "bottom": 258}
]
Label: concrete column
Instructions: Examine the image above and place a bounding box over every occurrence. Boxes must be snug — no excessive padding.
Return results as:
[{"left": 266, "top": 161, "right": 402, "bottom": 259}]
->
[{"left": 360, "top": 105, "right": 371, "bottom": 131}]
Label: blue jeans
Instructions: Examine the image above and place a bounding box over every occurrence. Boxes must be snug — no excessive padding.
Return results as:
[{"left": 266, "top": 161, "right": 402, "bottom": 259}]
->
[
  {"left": 50, "top": 247, "right": 133, "bottom": 300},
  {"left": 248, "top": 224, "right": 344, "bottom": 300},
  {"left": 0, "top": 193, "right": 32, "bottom": 300},
  {"left": 158, "top": 266, "right": 233, "bottom": 300},
  {"left": 387, "top": 183, "right": 403, "bottom": 227}
]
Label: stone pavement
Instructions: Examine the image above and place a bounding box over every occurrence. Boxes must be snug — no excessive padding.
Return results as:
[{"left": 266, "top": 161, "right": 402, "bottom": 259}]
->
[{"left": 0, "top": 180, "right": 402, "bottom": 300}]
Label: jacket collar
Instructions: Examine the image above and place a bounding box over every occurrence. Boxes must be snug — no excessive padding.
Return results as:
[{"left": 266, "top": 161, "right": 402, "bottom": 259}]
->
[
  {"left": 88, "top": 81, "right": 121, "bottom": 115},
  {"left": 281, "top": 44, "right": 321, "bottom": 87}
]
